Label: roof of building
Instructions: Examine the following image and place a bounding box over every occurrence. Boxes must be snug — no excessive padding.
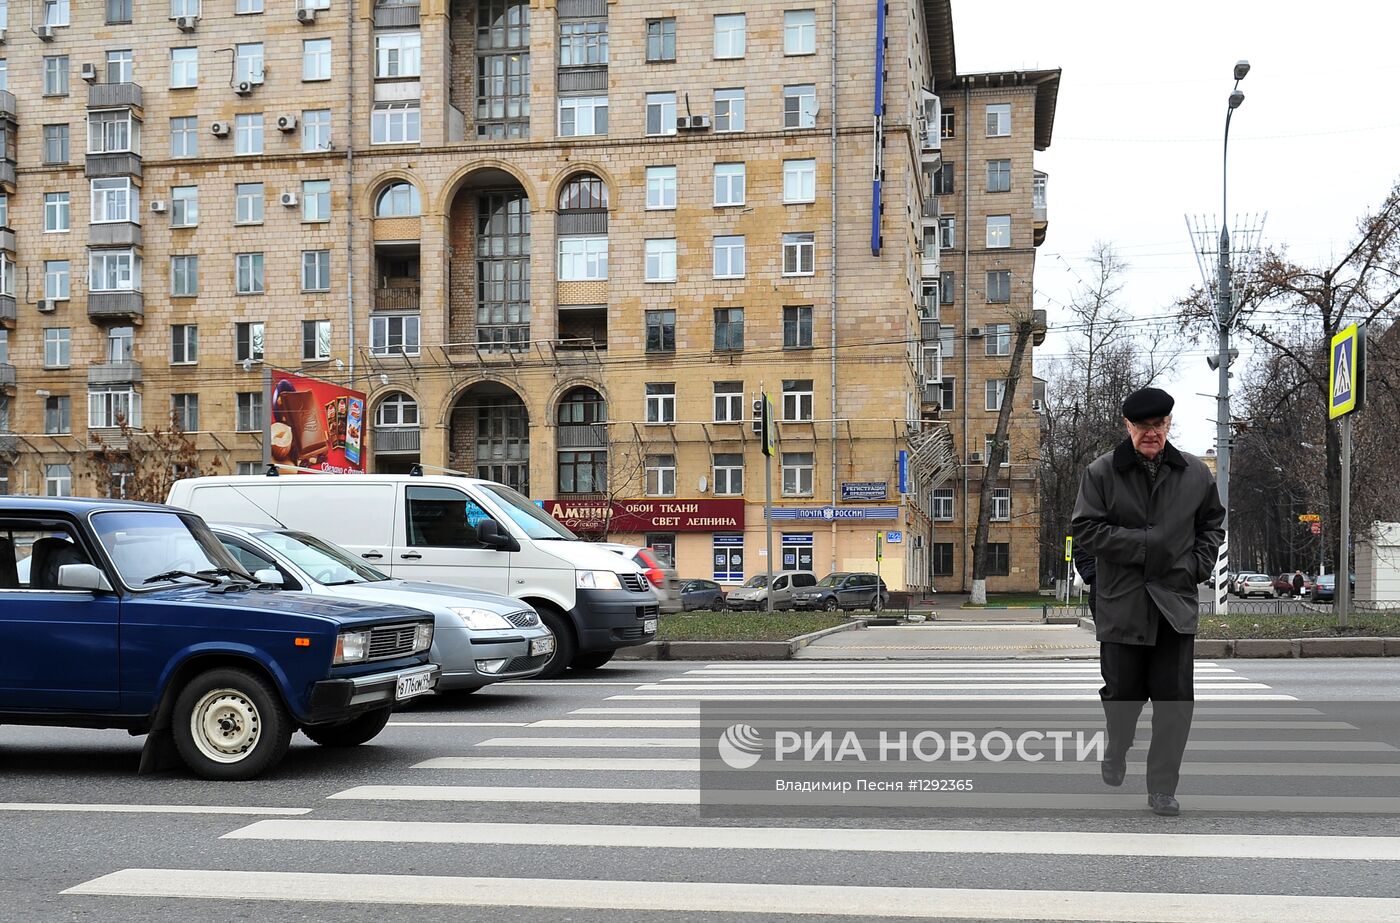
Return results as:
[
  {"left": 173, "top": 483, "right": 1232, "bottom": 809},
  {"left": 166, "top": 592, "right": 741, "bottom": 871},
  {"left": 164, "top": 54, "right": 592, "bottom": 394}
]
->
[{"left": 949, "top": 68, "right": 1062, "bottom": 151}]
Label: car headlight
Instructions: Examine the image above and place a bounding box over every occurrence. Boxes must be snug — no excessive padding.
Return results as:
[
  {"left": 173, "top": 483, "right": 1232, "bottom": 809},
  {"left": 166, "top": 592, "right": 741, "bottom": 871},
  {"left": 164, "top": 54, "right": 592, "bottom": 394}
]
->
[
  {"left": 577, "top": 570, "right": 623, "bottom": 591},
  {"left": 449, "top": 607, "right": 512, "bottom": 630},
  {"left": 415, "top": 621, "right": 434, "bottom": 653},
  {"left": 333, "top": 630, "right": 370, "bottom": 664}
]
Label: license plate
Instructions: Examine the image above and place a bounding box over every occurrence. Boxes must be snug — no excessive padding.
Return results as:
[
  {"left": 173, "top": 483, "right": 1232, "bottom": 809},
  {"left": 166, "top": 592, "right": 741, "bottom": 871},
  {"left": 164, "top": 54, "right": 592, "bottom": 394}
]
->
[
  {"left": 644, "top": 618, "right": 658, "bottom": 634},
  {"left": 395, "top": 669, "right": 435, "bottom": 701},
  {"left": 530, "top": 635, "right": 556, "bottom": 656}
]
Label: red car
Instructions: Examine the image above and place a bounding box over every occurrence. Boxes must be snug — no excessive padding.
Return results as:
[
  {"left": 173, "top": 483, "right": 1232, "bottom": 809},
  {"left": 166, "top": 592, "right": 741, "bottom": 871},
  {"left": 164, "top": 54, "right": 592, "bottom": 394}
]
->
[{"left": 1270, "top": 573, "right": 1312, "bottom": 597}]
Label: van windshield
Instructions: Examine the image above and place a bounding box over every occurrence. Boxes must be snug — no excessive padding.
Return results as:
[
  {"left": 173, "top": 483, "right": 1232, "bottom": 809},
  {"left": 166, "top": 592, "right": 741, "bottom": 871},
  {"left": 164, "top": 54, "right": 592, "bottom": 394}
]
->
[
  {"left": 477, "top": 484, "right": 578, "bottom": 541},
  {"left": 256, "top": 530, "right": 387, "bottom": 585}
]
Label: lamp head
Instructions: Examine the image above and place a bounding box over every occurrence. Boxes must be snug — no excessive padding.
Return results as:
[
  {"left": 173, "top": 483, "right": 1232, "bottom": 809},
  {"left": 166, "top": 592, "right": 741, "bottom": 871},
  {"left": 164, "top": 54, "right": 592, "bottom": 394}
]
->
[
  {"left": 1233, "top": 60, "right": 1251, "bottom": 81},
  {"left": 1228, "top": 90, "right": 1245, "bottom": 109}
]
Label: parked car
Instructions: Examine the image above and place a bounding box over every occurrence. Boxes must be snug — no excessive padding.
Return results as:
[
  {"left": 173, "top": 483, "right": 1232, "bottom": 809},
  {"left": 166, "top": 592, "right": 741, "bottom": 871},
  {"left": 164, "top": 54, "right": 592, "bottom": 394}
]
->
[
  {"left": 1310, "top": 573, "right": 1354, "bottom": 602},
  {"left": 1234, "top": 573, "right": 1274, "bottom": 599},
  {"left": 597, "top": 543, "right": 681, "bottom": 614},
  {"left": 679, "top": 578, "right": 726, "bottom": 611},
  {"left": 1271, "top": 573, "right": 1312, "bottom": 598},
  {"left": 167, "top": 474, "right": 660, "bottom": 676},
  {"left": 0, "top": 497, "right": 438, "bottom": 780},
  {"left": 210, "top": 523, "right": 555, "bottom": 688},
  {"left": 792, "top": 572, "right": 890, "bottom": 611},
  {"left": 725, "top": 570, "right": 819, "bottom": 611}
]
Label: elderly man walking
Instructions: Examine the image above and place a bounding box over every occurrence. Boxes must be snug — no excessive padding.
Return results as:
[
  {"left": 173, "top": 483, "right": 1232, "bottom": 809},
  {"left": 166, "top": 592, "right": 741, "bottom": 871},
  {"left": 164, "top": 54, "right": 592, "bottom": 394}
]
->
[{"left": 1071, "top": 387, "right": 1225, "bottom": 816}]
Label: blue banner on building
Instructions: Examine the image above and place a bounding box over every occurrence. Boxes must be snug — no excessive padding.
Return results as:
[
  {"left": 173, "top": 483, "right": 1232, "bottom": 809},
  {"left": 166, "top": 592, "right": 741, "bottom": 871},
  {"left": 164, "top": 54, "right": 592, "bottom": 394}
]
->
[{"left": 767, "top": 506, "right": 900, "bottom": 521}]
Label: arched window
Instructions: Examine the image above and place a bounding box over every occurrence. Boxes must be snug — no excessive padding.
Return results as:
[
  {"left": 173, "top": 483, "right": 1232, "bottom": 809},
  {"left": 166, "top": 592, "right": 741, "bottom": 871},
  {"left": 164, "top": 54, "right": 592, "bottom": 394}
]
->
[
  {"left": 375, "top": 391, "right": 419, "bottom": 427},
  {"left": 557, "top": 386, "right": 605, "bottom": 425},
  {"left": 375, "top": 182, "right": 421, "bottom": 218},
  {"left": 558, "top": 174, "right": 607, "bottom": 212}
]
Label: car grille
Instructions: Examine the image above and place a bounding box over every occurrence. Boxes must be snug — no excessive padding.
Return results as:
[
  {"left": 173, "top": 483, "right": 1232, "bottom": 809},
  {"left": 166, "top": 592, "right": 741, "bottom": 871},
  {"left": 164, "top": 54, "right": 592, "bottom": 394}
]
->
[
  {"left": 637, "top": 605, "right": 659, "bottom": 619},
  {"left": 620, "top": 573, "right": 648, "bottom": 593},
  {"left": 367, "top": 623, "right": 420, "bottom": 661},
  {"left": 502, "top": 652, "right": 551, "bottom": 674},
  {"left": 506, "top": 610, "right": 539, "bottom": 628}
]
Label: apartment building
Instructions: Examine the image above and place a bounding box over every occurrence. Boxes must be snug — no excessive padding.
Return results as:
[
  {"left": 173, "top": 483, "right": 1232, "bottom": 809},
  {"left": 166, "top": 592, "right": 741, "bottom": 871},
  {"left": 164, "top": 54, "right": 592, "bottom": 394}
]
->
[{"left": 0, "top": 0, "right": 1056, "bottom": 592}]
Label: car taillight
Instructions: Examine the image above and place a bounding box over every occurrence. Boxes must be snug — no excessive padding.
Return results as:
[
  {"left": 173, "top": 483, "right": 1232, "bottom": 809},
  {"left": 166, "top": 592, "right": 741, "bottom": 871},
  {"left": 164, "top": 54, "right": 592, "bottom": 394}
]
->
[{"left": 645, "top": 567, "right": 664, "bottom": 588}]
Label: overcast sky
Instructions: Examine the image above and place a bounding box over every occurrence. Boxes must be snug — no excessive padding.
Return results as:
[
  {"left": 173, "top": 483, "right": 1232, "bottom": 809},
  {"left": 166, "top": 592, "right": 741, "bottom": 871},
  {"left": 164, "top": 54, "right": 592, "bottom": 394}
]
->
[{"left": 950, "top": 0, "right": 1400, "bottom": 454}]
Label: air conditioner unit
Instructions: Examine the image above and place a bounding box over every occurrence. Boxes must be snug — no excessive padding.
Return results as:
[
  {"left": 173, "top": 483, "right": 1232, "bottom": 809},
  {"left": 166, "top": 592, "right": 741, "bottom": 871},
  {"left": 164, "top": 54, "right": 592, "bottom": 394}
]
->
[
  {"left": 210, "top": 121, "right": 230, "bottom": 137},
  {"left": 678, "top": 114, "right": 710, "bottom": 132},
  {"left": 235, "top": 80, "right": 255, "bottom": 96},
  {"left": 297, "top": 6, "right": 316, "bottom": 22},
  {"left": 276, "top": 114, "right": 298, "bottom": 132},
  {"left": 37, "top": 24, "right": 56, "bottom": 41},
  {"left": 37, "top": 299, "right": 58, "bottom": 313},
  {"left": 969, "top": 326, "right": 985, "bottom": 338},
  {"left": 176, "top": 15, "right": 198, "bottom": 31},
  {"left": 751, "top": 398, "right": 763, "bottom": 435},
  {"left": 81, "top": 63, "right": 99, "bottom": 82},
  {"left": 149, "top": 200, "right": 168, "bottom": 214},
  {"left": 279, "top": 192, "right": 298, "bottom": 207},
  {"left": 969, "top": 452, "right": 984, "bottom": 465},
  {"left": 0, "top": 27, "right": 7, "bottom": 43},
  {"left": 1031, "top": 399, "right": 1046, "bottom": 413}
]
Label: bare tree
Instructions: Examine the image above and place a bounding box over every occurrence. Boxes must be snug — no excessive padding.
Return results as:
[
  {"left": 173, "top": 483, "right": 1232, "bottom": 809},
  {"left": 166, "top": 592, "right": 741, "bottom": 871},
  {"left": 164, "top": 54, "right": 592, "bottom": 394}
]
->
[{"left": 87, "top": 415, "right": 225, "bottom": 503}]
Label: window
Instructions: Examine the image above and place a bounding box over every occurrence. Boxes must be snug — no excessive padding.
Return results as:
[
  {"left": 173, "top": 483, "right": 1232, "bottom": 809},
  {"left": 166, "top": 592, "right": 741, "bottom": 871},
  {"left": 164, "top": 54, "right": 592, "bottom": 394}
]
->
[
  {"left": 558, "top": 19, "right": 607, "bottom": 67},
  {"left": 713, "top": 13, "right": 745, "bottom": 58},
  {"left": 714, "top": 534, "right": 744, "bottom": 582},
  {"left": 44, "top": 260, "right": 70, "bottom": 300},
  {"left": 303, "top": 38, "right": 332, "bottom": 82},
  {"left": 988, "top": 159, "right": 1011, "bottom": 193},
  {"left": 235, "top": 183, "right": 263, "bottom": 224},
  {"left": 940, "top": 271, "right": 956, "bottom": 305},
  {"left": 376, "top": 392, "right": 419, "bottom": 427},
  {"left": 302, "top": 320, "right": 331, "bottom": 360},
  {"left": 557, "top": 236, "right": 608, "bottom": 281},
  {"left": 88, "top": 109, "right": 138, "bottom": 154},
  {"left": 713, "top": 453, "right": 743, "bottom": 495},
  {"left": 302, "top": 180, "right": 331, "bottom": 222},
  {"left": 713, "top": 235, "right": 745, "bottom": 279},
  {"left": 375, "top": 182, "right": 420, "bottom": 217},
  {"left": 986, "top": 103, "right": 1011, "bottom": 137},
  {"left": 933, "top": 487, "right": 954, "bottom": 521},
  {"left": 404, "top": 486, "right": 500, "bottom": 548},
  {"left": 939, "top": 216, "right": 956, "bottom": 249},
  {"left": 936, "top": 376, "right": 955, "bottom": 411},
  {"left": 938, "top": 324, "right": 956, "bottom": 359},
  {"left": 236, "top": 0, "right": 263, "bottom": 12},
  {"left": 645, "top": 454, "right": 676, "bottom": 497},
  {"left": 557, "top": 451, "right": 606, "bottom": 494},
  {"left": 714, "top": 162, "right": 745, "bottom": 207},
  {"left": 645, "top": 18, "right": 675, "bottom": 63},
  {"left": 43, "top": 56, "right": 69, "bottom": 96},
  {"left": 986, "top": 271, "right": 1011, "bottom": 305},
  {"left": 236, "top": 322, "right": 264, "bottom": 363},
  {"left": 44, "top": 395, "right": 71, "bottom": 433},
  {"left": 645, "top": 239, "right": 676, "bottom": 283},
  {"left": 992, "top": 487, "right": 1011, "bottom": 522},
  {"left": 933, "top": 542, "right": 954, "bottom": 576},
  {"left": 372, "top": 103, "right": 420, "bottom": 144},
  {"left": 986, "top": 215, "right": 1011, "bottom": 249},
  {"left": 171, "top": 324, "right": 198, "bottom": 364},
  {"left": 783, "top": 159, "right": 816, "bottom": 204},
  {"left": 170, "top": 0, "right": 199, "bottom": 16},
  {"left": 107, "top": 326, "right": 133, "bottom": 362},
  {"left": 645, "top": 535, "right": 675, "bottom": 567},
  {"left": 645, "top": 383, "right": 675, "bottom": 424},
  {"left": 646, "top": 92, "right": 676, "bottom": 136},
  {"left": 106, "top": 49, "right": 133, "bottom": 84},
  {"left": 940, "top": 107, "right": 955, "bottom": 140},
  {"left": 782, "top": 232, "right": 815, "bottom": 276},
  {"left": 714, "top": 88, "right": 744, "bottom": 132},
  {"left": 713, "top": 381, "right": 744, "bottom": 422},
  {"left": 986, "top": 542, "right": 1010, "bottom": 577},
  {"left": 0, "top": 194, "right": 6, "bottom": 228},
  {"left": 302, "top": 110, "right": 332, "bottom": 151},
  {"left": 986, "top": 322, "right": 1011, "bottom": 355},
  {"left": 44, "top": 193, "right": 70, "bottom": 232},
  {"left": 784, "top": 9, "right": 816, "bottom": 54},
  {"left": 784, "top": 84, "right": 817, "bottom": 129},
  {"left": 171, "top": 255, "right": 198, "bottom": 296},
  {"left": 232, "top": 461, "right": 259, "bottom": 477},
  {"left": 236, "top": 252, "right": 264, "bottom": 294},
  {"left": 646, "top": 166, "right": 676, "bottom": 210},
  {"left": 985, "top": 379, "right": 1007, "bottom": 412},
  {"left": 235, "top": 44, "right": 264, "bottom": 84},
  {"left": 783, "top": 304, "right": 813, "bottom": 349},
  {"left": 89, "top": 250, "right": 140, "bottom": 292},
  {"left": 170, "top": 47, "right": 198, "bottom": 88},
  {"left": 371, "top": 314, "right": 421, "bottom": 357},
  {"left": 88, "top": 387, "right": 140, "bottom": 429},
  {"left": 783, "top": 379, "right": 813, "bottom": 421},
  {"left": 934, "top": 161, "right": 955, "bottom": 196},
  {"left": 558, "top": 95, "right": 607, "bottom": 137},
  {"left": 42, "top": 124, "right": 69, "bottom": 164},
  {"left": 782, "top": 452, "right": 814, "bottom": 496},
  {"left": 235, "top": 114, "right": 263, "bottom": 155},
  {"left": 0, "top": 253, "right": 9, "bottom": 296},
  {"left": 45, "top": 464, "right": 72, "bottom": 497},
  {"left": 170, "top": 116, "right": 198, "bottom": 157},
  {"left": 171, "top": 185, "right": 198, "bottom": 227},
  {"left": 235, "top": 392, "right": 262, "bottom": 432},
  {"left": 171, "top": 393, "right": 199, "bottom": 432},
  {"left": 302, "top": 250, "right": 331, "bottom": 291},
  {"left": 714, "top": 307, "right": 744, "bottom": 351},
  {"left": 107, "top": 0, "right": 132, "bottom": 24},
  {"left": 645, "top": 309, "right": 675, "bottom": 352}
]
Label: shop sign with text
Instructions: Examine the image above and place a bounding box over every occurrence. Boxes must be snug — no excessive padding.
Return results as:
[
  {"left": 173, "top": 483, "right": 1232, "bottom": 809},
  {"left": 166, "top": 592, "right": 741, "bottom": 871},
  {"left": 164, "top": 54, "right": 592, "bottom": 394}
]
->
[{"left": 540, "top": 499, "right": 745, "bottom": 533}]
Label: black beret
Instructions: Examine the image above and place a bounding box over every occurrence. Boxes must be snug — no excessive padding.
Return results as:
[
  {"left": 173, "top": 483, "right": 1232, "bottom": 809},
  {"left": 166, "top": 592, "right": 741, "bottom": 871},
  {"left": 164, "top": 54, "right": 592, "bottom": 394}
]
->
[{"left": 1122, "top": 387, "right": 1174, "bottom": 421}]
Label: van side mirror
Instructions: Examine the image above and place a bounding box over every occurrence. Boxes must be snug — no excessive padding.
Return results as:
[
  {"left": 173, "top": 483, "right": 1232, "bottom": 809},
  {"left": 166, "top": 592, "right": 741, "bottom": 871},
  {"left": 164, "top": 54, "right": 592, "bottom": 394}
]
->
[
  {"left": 475, "top": 518, "right": 520, "bottom": 552},
  {"left": 57, "top": 563, "right": 114, "bottom": 593}
]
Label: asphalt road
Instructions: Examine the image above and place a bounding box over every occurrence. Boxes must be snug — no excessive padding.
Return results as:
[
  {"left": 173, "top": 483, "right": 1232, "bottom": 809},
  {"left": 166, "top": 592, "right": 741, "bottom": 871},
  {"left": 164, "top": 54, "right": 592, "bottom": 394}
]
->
[{"left": 4, "top": 658, "right": 1400, "bottom": 923}]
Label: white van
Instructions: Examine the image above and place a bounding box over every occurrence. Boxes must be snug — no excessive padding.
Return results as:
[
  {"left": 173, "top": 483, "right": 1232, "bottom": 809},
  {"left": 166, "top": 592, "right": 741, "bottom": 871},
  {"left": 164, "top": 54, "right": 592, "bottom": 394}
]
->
[{"left": 167, "top": 474, "right": 659, "bottom": 676}]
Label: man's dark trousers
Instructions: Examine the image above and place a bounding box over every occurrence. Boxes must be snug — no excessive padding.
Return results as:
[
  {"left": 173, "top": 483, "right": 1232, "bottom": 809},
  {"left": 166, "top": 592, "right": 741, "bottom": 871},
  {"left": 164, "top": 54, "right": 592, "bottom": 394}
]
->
[{"left": 1099, "top": 607, "right": 1195, "bottom": 796}]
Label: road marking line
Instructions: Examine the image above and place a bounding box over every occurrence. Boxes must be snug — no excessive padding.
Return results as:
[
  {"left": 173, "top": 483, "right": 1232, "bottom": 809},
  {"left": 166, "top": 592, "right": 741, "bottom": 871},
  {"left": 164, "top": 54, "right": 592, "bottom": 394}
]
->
[
  {"left": 608, "top": 694, "right": 1299, "bottom": 702},
  {"left": 634, "top": 683, "right": 1272, "bottom": 690},
  {"left": 570, "top": 706, "right": 1326, "bottom": 716},
  {"left": 0, "top": 803, "right": 309, "bottom": 816},
  {"left": 471, "top": 736, "right": 1390, "bottom": 752},
  {"left": 62, "top": 869, "right": 1400, "bottom": 921},
  {"left": 387, "top": 722, "right": 531, "bottom": 727},
  {"left": 527, "top": 718, "right": 1354, "bottom": 730}
]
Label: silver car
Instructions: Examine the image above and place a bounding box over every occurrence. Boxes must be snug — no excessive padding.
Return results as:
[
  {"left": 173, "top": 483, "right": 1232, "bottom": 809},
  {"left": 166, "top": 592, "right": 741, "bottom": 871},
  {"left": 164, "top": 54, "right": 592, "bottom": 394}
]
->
[{"left": 210, "top": 523, "right": 555, "bottom": 692}]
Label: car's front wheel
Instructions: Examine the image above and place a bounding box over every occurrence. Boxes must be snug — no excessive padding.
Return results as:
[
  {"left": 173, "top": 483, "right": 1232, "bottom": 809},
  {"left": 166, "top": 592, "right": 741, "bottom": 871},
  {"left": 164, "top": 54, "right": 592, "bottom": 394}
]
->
[
  {"left": 302, "top": 706, "right": 393, "bottom": 748},
  {"left": 533, "top": 604, "right": 577, "bottom": 679},
  {"left": 823, "top": 597, "right": 839, "bottom": 612},
  {"left": 171, "top": 667, "right": 293, "bottom": 780}
]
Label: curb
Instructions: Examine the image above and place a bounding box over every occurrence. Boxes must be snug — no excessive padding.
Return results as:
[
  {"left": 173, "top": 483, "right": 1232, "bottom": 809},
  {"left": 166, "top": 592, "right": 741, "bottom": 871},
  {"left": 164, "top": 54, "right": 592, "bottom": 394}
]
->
[
  {"left": 614, "top": 619, "right": 866, "bottom": 661},
  {"left": 1077, "top": 618, "right": 1400, "bottom": 658}
]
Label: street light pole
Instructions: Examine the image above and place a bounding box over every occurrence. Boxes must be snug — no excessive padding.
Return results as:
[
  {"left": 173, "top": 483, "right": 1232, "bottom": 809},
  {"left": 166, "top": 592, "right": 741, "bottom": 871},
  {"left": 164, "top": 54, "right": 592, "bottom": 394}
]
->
[{"left": 1214, "top": 60, "right": 1249, "bottom": 616}]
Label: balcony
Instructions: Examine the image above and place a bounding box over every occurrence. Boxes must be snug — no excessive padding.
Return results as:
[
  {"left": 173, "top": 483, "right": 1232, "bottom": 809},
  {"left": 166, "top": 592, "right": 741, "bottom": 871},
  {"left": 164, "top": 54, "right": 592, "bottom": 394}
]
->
[
  {"left": 0, "top": 90, "right": 15, "bottom": 121},
  {"left": 88, "top": 361, "right": 143, "bottom": 385},
  {"left": 88, "top": 291, "right": 144, "bottom": 321},
  {"left": 372, "top": 425, "right": 420, "bottom": 454},
  {"left": 557, "top": 423, "right": 606, "bottom": 449},
  {"left": 1033, "top": 171, "right": 1048, "bottom": 245},
  {"left": 89, "top": 221, "right": 143, "bottom": 248},
  {"left": 920, "top": 318, "right": 940, "bottom": 343},
  {"left": 0, "top": 295, "right": 15, "bottom": 326},
  {"left": 86, "top": 151, "right": 143, "bottom": 180},
  {"left": 0, "top": 361, "right": 15, "bottom": 391},
  {"left": 0, "top": 432, "right": 16, "bottom": 454},
  {"left": 373, "top": 2, "right": 419, "bottom": 27},
  {"left": 0, "top": 161, "right": 13, "bottom": 189},
  {"left": 88, "top": 83, "right": 144, "bottom": 111},
  {"left": 0, "top": 228, "right": 14, "bottom": 252},
  {"left": 374, "top": 286, "right": 420, "bottom": 311}
]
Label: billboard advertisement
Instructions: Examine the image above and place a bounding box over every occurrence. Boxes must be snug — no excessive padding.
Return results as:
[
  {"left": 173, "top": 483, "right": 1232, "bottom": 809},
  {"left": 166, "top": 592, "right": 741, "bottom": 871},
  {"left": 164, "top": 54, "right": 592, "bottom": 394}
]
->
[
  {"left": 539, "top": 499, "right": 745, "bottom": 534},
  {"left": 264, "top": 369, "right": 367, "bottom": 474}
]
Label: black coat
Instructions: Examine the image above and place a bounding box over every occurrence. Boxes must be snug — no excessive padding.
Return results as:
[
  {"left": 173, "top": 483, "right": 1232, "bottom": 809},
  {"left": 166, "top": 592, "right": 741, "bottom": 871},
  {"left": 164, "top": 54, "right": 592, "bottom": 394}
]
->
[{"left": 1071, "top": 439, "right": 1225, "bottom": 645}]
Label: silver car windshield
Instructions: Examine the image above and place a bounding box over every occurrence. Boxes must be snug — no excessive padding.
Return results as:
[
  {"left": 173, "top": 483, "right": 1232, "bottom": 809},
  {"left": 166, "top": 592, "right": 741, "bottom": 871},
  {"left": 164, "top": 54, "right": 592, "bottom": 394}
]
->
[
  {"left": 91, "top": 510, "right": 242, "bottom": 588},
  {"left": 478, "top": 483, "right": 577, "bottom": 541},
  {"left": 741, "top": 575, "right": 769, "bottom": 588},
  {"left": 256, "top": 530, "right": 388, "bottom": 585}
]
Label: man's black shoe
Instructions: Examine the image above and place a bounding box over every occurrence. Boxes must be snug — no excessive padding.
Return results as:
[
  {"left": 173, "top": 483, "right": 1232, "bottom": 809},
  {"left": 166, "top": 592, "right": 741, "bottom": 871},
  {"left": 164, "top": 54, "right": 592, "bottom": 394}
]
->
[
  {"left": 1101, "top": 753, "right": 1126, "bottom": 787},
  {"left": 1148, "top": 793, "right": 1180, "bottom": 816}
]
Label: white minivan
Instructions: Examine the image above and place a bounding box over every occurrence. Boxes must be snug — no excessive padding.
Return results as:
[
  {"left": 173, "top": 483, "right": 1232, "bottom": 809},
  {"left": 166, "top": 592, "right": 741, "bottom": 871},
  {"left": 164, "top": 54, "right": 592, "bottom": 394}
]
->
[{"left": 167, "top": 474, "right": 660, "bottom": 676}]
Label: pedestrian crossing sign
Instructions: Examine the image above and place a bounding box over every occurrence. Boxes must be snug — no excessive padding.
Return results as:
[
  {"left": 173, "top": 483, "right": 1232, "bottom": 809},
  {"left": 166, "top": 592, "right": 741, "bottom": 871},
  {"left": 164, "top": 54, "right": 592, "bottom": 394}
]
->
[{"left": 1329, "top": 324, "right": 1366, "bottom": 419}]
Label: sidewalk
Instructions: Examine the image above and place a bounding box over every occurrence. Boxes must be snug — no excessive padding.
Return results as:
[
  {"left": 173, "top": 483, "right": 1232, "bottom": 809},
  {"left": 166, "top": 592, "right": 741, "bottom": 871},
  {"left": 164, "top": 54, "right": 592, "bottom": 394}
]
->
[{"left": 796, "top": 623, "right": 1101, "bottom": 660}]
